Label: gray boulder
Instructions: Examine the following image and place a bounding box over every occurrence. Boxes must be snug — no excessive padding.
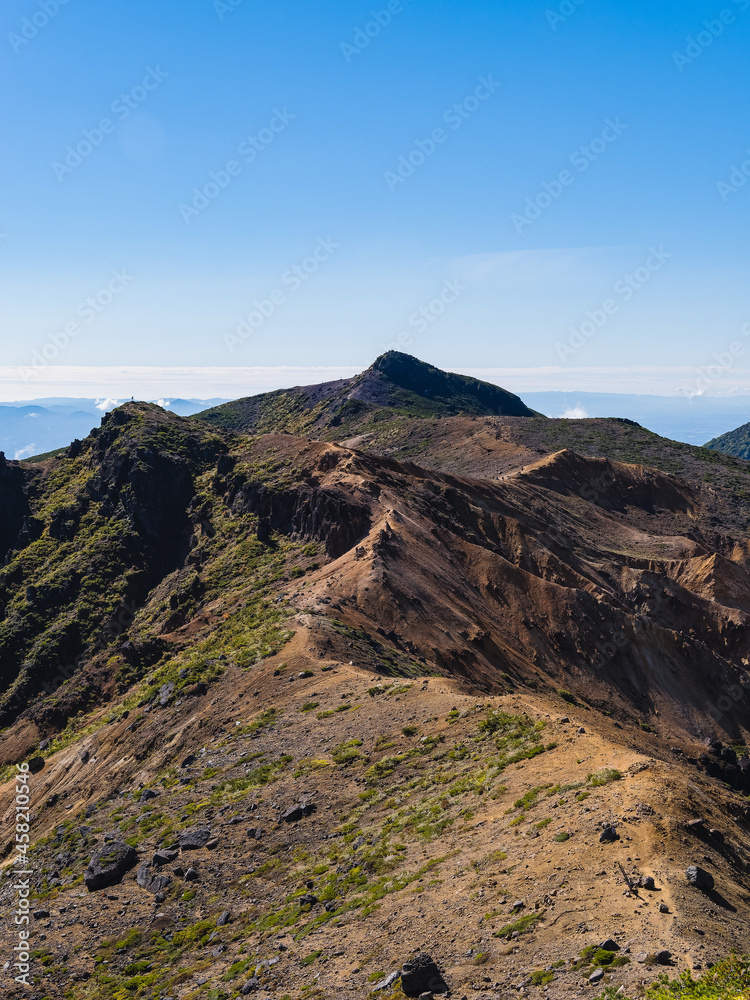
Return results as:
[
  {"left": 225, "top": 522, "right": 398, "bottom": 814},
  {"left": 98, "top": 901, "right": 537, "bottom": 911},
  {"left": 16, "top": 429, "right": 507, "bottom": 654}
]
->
[
  {"left": 686, "top": 866, "right": 714, "bottom": 892},
  {"left": 178, "top": 827, "right": 211, "bottom": 850},
  {"left": 136, "top": 862, "right": 172, "bottom": 895},
  {"left": 85, "top": 841, "right": 137, "bottom": 891},
  {"left": 401, "top": 953, "right": 449, "bottom": 997}
]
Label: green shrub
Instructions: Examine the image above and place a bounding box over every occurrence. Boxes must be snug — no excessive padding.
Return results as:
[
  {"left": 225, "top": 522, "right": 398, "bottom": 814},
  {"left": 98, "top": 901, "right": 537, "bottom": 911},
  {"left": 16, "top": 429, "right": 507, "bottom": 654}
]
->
[
  {"left": 494, "top": 911, "right": 544, "bottom": 938},
  {"left": 587, "top": 768, "right": 621, "bottom": 787},
  {"left": 530, "top": 970, "right": 554, "bottom": 986}
]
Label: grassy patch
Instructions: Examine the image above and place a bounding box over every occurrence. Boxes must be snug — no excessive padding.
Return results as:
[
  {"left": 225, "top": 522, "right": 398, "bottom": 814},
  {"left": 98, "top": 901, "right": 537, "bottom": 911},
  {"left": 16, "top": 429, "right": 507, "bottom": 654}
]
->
[
  {"left": 494, "top": 911, "right": 545, "bottom": 938},
  {"left": 587, "top": 768, "right": 621, "bottom": 787}
]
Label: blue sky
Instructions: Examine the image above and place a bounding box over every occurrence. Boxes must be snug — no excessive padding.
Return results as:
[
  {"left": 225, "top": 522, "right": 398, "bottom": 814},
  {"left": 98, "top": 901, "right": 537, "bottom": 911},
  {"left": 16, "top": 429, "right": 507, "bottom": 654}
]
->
[{"left": 1, "top": 0, "right": 749, "bottom": 397}]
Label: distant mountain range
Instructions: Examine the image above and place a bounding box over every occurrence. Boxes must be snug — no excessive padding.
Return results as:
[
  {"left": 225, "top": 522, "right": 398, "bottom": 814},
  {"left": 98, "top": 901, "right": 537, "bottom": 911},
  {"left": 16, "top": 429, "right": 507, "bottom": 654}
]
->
[{"left": 0, "top": 397, "right": 229, "bottom": 460}]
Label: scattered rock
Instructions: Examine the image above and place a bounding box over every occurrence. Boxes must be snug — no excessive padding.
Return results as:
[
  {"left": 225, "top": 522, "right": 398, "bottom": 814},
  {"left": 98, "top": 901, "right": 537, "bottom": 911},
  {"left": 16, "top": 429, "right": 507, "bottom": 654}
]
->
[
  {"left": 79, "top": 748, "right": 90, "bottom": 763},
  {"left": 178, "top": 827, "right": 211, "bottom": 850},
  {"left": 401, "top": 953, "right": 449, "bottom": 997},
  {"left": 281, "top": 803, "right": 317, "bottom": 823},
  {"left": 599, "top": 826, "right": 619, "bottom": 843},
  {"left": 27, "top": 756, "right": 45, "bottom": 774},
  {"left": 153, "top": 849, "right": 179, "bottom": 867},
  {"left": 180, "top": 754, "right": 197, "bottom": 768},
  {"left": 140, "top": 789, "right": 158, "bottom": 802},
  {"left": 33, "top": 909, "right": 50, "bottom": 919},
  {"left": 247, "top": 827, "right": 263, "bottom": 840},
  {"left": 240, "top": 978, "right": 260, "bottom": 994},
  {"left": 589, "top": 969, "right": 605, "bottom": 983},
  {"left": 373, "top": 971, "right": 400, "bottom": 991},
  {"left": 656, "top": 950, "right": 672, "bottom": 965},
  {"left": 636, "top": 953, "right": 648, "bottom": 963},
  {"left": 299, "top": 893, "right": 318, "bottom": 906},
  {"left": 185, "top": 867, "right": 200, "bottom": 882},
  {"left": 659, "top": 903, "right": 670, "bottom": 913},
  {"left": 686, "top": 866, "right": 714, "bottom": 892},
  {"left": 217, "top": 910, "right": 231, "bottom": 926},
  {"left": 159, "top": 682, "right": 174, "bottom": 706},
  {"left": 85, "top": 842, "right": 137, "bottom": 891},
  {"left": 136, "top": 862, "right": 172, "bottom": 895},
  {"left": 599, "top": 939, "right": 620, "bottom": 951},
  {"left": 640, "top": 876, "right": 656, "bottom": 890}
]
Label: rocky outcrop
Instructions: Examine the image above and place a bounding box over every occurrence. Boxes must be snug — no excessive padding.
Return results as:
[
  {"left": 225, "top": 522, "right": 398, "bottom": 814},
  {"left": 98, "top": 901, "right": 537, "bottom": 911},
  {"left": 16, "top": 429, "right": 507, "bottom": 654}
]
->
[
  {"left": 84, "top": 842, "right": 137, "bottom": 891},
  {"left": 227, "top": 480, "right": 370, "bottom": 559}
]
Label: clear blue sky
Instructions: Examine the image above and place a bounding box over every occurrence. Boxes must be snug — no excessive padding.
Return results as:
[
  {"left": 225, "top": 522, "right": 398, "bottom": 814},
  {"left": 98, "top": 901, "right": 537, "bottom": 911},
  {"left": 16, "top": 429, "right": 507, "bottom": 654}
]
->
[{"left": 1, "top": 0, "right": 749, "bottom": 393}]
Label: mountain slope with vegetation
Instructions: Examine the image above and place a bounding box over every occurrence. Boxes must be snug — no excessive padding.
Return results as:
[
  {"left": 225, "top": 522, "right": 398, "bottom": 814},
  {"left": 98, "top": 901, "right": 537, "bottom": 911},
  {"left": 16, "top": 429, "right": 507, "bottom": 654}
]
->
[
  {"left": 706, "top": 420, "right": 750, "bottom": 461},
  {"left": 2, "top": 357, "right": 750, "bottom": 999},
  {"left": 196, "top": 351, "right": 537, "bottom": 436}
]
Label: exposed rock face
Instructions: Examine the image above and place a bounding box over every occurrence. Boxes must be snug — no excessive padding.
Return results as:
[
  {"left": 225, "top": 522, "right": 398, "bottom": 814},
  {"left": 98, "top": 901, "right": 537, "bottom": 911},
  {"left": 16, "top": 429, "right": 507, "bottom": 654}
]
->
[
  {"left": 84, "top": 842, "right": 137, "bottom": 891},
  {"left": 227, "top": 480, "right": 371, "bottom": 559}
]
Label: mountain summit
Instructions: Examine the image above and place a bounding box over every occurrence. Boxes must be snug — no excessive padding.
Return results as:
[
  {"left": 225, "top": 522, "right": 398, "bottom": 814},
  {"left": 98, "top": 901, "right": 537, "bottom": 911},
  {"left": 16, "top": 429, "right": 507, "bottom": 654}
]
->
[{"left": 197, "top": 351, "right": 537, "bottom": 435}]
